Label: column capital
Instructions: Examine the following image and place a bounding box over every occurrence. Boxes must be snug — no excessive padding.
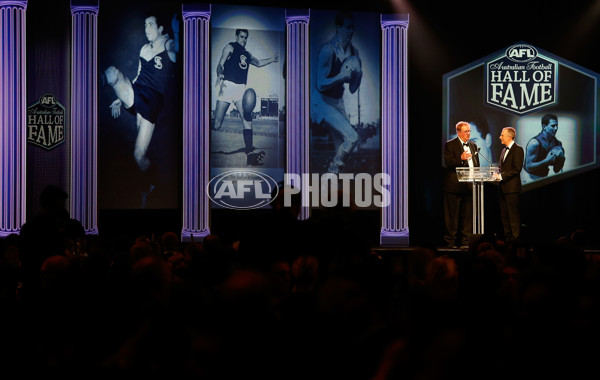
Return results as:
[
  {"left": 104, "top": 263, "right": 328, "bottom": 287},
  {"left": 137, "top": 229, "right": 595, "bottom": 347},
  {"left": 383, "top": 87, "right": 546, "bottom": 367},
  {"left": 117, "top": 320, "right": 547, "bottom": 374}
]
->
[
  {"left": 182, "top": 3, "right": 211, "bottom": 20},
  {"left": 285, "top": 9, "right": 309, "bottom": 23},
  {"left": 381, "top": 14, "right": 409, "bottom": 29},
  {"left": 0, "top": 1, "right": 27, "bottom": 9},
  {"left": 71, "top": 0, "right": 98, "bottom": 14}
]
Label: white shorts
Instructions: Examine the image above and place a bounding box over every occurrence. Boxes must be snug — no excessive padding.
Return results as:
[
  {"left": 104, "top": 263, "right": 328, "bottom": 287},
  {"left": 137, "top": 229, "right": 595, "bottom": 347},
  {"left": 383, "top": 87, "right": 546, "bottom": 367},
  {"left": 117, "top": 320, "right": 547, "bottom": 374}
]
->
[
  {"left": 310, "top": 89, "right": 349, "bottom": 125},
  {"left": 217, "top": 80, "right": 246, "bottom": 104}
]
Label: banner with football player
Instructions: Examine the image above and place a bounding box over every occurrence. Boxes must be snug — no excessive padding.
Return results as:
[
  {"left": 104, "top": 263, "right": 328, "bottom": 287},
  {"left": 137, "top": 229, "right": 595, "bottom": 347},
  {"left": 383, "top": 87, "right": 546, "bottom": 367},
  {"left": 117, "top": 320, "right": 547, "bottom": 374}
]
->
[
  {"left": 309, "top": 9, "right": 381, "bottom": 177},
  {"left": 208, "top": 4, "right": 286, "bottom": 209}
]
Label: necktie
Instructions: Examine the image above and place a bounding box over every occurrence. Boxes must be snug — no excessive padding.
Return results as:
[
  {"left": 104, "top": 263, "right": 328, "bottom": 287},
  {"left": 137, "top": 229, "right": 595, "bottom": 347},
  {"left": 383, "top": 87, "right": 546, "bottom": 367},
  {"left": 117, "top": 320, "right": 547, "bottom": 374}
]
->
[{"left": 500, "top": 147, "right": 508, "bottom": 167}]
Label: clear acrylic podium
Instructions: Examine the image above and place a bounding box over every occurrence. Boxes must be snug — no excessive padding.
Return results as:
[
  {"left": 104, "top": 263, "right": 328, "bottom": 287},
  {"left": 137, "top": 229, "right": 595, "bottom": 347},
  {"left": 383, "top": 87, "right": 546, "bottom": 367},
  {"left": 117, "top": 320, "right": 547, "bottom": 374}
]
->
[{"left": 456, "top": 167, "right": 500, "bottom": 234}]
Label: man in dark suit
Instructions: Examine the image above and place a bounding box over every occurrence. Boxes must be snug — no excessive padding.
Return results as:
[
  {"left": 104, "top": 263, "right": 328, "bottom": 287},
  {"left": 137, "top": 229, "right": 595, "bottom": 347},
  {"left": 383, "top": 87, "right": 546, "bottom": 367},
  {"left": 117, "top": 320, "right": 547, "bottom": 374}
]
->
[
  {"left": 443, "top": 121, "right": 480, "bottom": 248},
  {"left": 494, "top": 127, "right": 524, "bottom": 242}
]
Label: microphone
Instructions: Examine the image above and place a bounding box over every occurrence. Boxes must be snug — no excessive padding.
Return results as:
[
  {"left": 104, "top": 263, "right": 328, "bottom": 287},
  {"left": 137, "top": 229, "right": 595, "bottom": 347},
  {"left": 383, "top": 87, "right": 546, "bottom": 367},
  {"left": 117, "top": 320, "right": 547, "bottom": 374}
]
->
[{"left": 475, "top": 147, "right": 494, "bottom": 166}]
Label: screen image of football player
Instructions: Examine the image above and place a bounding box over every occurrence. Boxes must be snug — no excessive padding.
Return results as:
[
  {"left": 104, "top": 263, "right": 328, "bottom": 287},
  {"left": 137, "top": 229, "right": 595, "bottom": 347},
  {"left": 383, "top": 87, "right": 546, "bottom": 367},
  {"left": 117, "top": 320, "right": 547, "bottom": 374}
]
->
[
  {"left": 311, "top": 11, "right": 363, "bottom": 174},
  {"left": 524, "top": 113, "right": 565, "bottom": 180},
  {"left": 102, "top": 13, "right": 179, "bottom": 207},
  {"left": 213, "top": 28, "right": 279, "bottom": 166}
]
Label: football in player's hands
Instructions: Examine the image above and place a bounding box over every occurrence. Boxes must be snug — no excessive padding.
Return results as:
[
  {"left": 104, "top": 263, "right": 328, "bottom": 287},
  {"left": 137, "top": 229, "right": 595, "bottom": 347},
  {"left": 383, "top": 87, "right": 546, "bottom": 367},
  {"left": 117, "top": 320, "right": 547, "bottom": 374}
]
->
[{"left": 342, "top": 55, "right": 361, "bottom": 82}]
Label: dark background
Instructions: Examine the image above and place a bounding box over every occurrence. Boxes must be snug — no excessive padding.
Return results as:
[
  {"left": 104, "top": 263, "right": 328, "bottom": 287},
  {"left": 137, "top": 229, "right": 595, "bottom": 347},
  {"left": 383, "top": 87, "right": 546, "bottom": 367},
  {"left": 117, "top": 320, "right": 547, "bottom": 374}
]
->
[
  {"left": 203, "top": 0, "right": 600, "bottom": 248},
  {"left": 26, "top": 0, "right": 600, "bottom": 248},
  {"left": 26, "top": 0, "right": 71, "bottom": 221}
]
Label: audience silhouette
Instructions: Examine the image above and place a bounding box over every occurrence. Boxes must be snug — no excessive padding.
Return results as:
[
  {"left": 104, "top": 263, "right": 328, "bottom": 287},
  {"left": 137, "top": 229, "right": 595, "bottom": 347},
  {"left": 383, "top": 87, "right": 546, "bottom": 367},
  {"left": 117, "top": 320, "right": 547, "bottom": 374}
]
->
[{"left": 1, "top": 193, "right": 598, "bottom": 378}]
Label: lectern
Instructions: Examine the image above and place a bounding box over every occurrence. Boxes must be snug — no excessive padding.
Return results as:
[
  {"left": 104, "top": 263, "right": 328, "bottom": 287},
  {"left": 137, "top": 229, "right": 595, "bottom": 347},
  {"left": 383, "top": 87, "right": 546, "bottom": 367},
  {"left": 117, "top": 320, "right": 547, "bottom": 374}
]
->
[{"left": 456, "top": 167, "right": 500, "bottom": 234}]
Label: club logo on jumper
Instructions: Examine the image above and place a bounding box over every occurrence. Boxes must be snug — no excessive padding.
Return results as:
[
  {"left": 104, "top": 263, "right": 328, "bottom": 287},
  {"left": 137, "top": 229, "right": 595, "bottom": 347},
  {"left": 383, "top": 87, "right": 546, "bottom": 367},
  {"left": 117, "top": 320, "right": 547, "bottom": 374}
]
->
[
  {"left": 154, "top": 56, "right": 163, "bottom": 70},
  {"left": 485, "top": 43, "right": 558, "bottom": 115},
  {"left": 207, "top": 170, "right": 279, "bottom": 210},
  {"left": 27, "top": 94, "right": 65, "bottom": 150},
  {"left": 239, "top": 55, "right": 248, "bottom": 70}
]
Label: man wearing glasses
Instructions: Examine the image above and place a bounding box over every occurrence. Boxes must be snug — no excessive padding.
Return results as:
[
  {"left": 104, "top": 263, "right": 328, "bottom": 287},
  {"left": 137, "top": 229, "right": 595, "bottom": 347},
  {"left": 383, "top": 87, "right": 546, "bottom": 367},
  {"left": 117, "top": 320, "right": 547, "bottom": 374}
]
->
[{"left": 443, "top": 121, "right": 480, "bottom": 248}]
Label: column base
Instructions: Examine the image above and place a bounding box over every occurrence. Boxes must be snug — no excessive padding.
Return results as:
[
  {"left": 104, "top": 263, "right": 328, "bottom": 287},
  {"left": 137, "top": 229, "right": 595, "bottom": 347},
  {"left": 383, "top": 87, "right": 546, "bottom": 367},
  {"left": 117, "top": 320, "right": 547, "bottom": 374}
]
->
[
  {"left": 85, "top": 228, "right": 99, "bottom": 236},
  {"left": 0, "top": 230, "right": 20, "bottom": 238},
  {"left": 380, "top": 227, "right": 410, "bottom": 246},
  {"left": 181, "top": 228, "right": 210, "bottom": 243}
]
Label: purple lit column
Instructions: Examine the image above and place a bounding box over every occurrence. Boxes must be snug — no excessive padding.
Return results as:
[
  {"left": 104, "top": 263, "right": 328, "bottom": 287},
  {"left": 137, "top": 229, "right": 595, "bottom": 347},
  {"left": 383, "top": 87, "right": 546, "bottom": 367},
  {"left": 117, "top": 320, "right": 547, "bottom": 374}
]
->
[
  {"left": 70, "top": 1, "right": 99, "bottom": 235},
  {"left": 380, "top": 14, "right": 409, "bottom": 246},
  {"left": 285, "top": 9, "right": 310, "bottom": 220},
  {"left": 0, "top": 0, "right": 27, "bottom": 237},
  {"left": 181, "top": 4, "right": 211, "bottom": 242}
]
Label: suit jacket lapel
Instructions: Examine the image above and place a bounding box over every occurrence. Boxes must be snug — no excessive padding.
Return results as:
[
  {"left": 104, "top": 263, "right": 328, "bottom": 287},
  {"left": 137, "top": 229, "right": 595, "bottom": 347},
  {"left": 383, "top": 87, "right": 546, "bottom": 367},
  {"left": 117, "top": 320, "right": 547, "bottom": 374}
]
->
[
  {"left": 501, "top": 145, "right": 513, "bottom": 167},
  {"left": 470, "top": 141, "right": 480, "bottom": 167},
  {"left": 461, "top": 140, "right": 479, "bottom": 167},
  {"left": 505, "top": 146, "right": 513, "bottom": 164}
]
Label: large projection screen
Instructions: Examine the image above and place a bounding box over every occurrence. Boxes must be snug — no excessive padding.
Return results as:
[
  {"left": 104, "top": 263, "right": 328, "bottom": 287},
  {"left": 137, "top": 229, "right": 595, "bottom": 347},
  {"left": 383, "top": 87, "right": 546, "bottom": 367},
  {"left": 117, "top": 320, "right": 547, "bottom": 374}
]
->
[{"left": 443, "top": 43, "right": 599, "bottom": 192}]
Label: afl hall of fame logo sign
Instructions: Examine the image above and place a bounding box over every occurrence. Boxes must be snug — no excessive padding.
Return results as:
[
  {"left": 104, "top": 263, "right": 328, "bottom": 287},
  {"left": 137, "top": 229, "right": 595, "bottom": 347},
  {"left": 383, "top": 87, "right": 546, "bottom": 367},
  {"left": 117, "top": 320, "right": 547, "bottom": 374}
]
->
[
  {"left": 27, "top": 94, "right": 66, "bottom": 150},
  {"left": 485, "top": 43, "right": 558, "bottom": 115}
]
